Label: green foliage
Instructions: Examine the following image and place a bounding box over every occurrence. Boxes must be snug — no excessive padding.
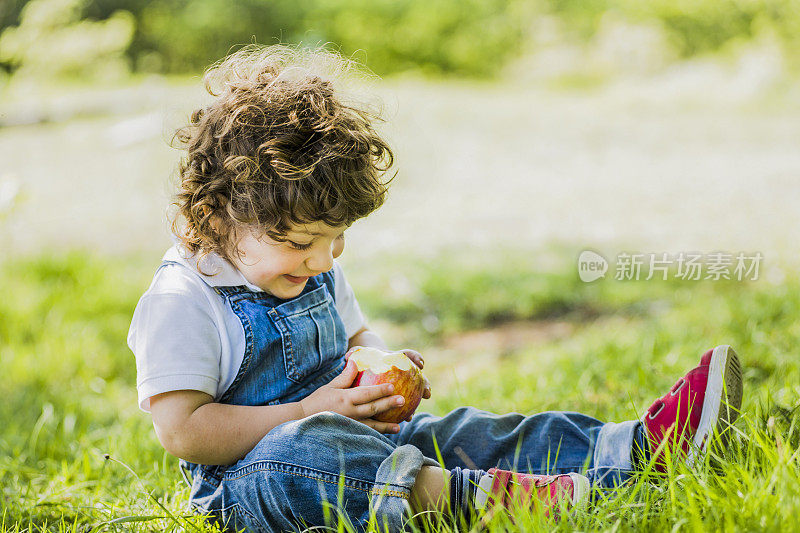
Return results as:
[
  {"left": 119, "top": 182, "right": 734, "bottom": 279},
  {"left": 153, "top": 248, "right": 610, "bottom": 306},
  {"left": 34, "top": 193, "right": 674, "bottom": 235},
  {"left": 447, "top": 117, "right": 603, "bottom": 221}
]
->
[
  {"left": 0, "top": 0, "right": 134, "bottom": 84},
  {"left": 125, "top": 0, "right": 800, "bottom": 76},
  {"left": 129, "top": 0, "right": 533, "bottom": 78},
  {"left": 547, "top": 0, "right": 800, "bottom": 63},
  {"left": 0, "top": 0, "right": 26, "bottom": 42},
  {"left": 1, "top": 250, "right": 799, "bottom": 529},
  {"left": 545, "top": 0, "right": 613, "bottom": 38},
  {"left": 301, "top": 0, "right": 533, "bottom": 78},
  {"left": 3, "top": 0, "right": 799, "bottom": 81},
  {"left": 614, "top": 0, "right": 762, "bottom": 57},
  {"left": 134, "top": 0, "right": 310, "bottom": 74}
]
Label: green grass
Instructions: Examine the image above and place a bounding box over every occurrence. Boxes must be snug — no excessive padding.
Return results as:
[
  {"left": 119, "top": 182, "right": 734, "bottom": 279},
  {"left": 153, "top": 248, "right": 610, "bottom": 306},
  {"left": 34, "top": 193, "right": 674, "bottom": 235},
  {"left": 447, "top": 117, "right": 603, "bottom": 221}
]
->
[{"left": 1, "top": 249, "right": 798, "bottom": 531}]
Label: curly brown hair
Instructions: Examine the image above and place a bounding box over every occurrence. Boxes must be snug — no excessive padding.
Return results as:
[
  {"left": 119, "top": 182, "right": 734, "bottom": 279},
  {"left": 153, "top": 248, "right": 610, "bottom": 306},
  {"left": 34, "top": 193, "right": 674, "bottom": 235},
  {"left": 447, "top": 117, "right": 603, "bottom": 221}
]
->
[{"left": 170, "top": 44, "right": 394, "bottom": 264}]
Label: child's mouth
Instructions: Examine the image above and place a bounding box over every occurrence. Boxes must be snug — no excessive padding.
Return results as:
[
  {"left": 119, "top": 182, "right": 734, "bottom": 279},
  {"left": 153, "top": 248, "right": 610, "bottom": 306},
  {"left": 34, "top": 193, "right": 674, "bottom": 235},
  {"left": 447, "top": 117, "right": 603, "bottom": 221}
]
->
[{"left": 284, "top": 274, "right": 309, "bottom": 284}]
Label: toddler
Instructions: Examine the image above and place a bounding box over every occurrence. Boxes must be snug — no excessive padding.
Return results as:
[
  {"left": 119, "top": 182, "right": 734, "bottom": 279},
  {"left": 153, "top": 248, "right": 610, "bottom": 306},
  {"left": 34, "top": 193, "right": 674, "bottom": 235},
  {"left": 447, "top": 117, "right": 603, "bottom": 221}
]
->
[{"left": 128, "top": 45, "right": 743, "bottom": 532}]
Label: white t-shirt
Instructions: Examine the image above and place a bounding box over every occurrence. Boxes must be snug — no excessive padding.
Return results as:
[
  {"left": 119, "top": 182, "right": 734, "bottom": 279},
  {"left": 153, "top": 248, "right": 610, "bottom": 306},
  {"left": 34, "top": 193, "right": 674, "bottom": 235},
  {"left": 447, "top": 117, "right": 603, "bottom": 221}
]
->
[{"left": 128, "top": 245, "right": 366, "bottom": 411}]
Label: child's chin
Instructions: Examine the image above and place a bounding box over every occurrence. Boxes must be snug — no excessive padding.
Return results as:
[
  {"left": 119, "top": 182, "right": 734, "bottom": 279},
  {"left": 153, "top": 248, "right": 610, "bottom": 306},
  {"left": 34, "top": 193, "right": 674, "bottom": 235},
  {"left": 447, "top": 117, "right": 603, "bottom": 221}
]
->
[{"left": 276, "top": 280, "right": 306, "bottom": 297}]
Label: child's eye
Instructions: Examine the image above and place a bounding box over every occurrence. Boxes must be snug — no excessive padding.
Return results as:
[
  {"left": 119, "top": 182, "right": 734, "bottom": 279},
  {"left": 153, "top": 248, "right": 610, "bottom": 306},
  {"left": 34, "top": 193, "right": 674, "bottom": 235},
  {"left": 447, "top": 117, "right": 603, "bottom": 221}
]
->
[{"left": 288, "top": 241, "right": 313, "bottom": 250}]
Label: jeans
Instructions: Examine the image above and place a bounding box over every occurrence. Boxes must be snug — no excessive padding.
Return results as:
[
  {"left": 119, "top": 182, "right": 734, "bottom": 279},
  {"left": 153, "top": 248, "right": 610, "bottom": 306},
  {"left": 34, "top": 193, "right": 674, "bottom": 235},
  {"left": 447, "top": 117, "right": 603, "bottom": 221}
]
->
[{"left": 202, "top": 406, "right": 639, "bottom": 532}]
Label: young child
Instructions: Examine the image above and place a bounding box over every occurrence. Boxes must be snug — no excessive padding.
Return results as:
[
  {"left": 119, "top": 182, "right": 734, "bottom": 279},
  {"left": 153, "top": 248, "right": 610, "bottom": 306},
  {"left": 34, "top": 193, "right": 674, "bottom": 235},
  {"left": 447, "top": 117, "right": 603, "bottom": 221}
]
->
[{"left": 128, "top": 45, "right": 744, "bottom": 532}]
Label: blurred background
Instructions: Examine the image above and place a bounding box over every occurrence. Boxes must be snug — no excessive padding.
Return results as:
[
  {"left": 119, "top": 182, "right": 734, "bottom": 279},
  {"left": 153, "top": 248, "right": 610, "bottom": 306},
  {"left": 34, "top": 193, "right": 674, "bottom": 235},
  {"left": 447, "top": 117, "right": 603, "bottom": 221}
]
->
[
  {"left": 2, "top": 0, "right": 800, "bottom": 262},
  {"left": 2, "top": 0, "right": 800, "bottom": 527}
]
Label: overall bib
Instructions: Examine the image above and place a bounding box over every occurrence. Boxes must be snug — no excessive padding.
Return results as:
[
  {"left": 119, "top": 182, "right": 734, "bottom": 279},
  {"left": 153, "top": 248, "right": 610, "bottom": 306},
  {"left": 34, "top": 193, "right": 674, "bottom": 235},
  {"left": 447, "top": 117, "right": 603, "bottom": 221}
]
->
[{"left": 172, "top": 265, "right": 640, "bottom": 532}]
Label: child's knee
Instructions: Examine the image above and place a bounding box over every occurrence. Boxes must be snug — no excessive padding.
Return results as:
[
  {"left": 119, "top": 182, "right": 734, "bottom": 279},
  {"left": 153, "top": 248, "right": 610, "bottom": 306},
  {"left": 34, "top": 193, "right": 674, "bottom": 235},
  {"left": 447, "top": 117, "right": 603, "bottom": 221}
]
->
[
  {"left": 294, "top": 410, "right": 391, "bottom": 439},
  {"left": 287, "top": 411, "right": 365, "bottom": 436},
  {"left": 255, "top": 411, "right": 371, "bottom": 453}
]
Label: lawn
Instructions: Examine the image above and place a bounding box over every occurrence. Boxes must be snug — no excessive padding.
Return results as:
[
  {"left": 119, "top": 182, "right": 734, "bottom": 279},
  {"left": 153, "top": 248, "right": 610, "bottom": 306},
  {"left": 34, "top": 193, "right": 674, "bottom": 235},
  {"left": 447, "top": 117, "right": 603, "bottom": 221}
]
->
[{"left": 0, "top": 249, "right": 797, "bottom": 531}]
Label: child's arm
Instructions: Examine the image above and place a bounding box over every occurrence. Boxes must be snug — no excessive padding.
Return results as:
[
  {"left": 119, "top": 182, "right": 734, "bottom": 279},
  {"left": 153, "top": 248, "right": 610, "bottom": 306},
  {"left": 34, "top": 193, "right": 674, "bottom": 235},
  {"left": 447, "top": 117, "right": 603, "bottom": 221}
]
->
[
  {"left": 149, "top": 360, "right": 403, "bottom": 466},
  {"left": 149, "top": 389, "right": 304, "bottom": 465}
]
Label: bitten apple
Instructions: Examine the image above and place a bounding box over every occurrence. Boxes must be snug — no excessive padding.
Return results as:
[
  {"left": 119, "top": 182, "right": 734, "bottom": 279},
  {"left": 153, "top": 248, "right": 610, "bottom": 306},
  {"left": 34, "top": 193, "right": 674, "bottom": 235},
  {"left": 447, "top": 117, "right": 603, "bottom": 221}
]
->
[{"left": 347, "top": 346, "right": 429, "bottom": 424}]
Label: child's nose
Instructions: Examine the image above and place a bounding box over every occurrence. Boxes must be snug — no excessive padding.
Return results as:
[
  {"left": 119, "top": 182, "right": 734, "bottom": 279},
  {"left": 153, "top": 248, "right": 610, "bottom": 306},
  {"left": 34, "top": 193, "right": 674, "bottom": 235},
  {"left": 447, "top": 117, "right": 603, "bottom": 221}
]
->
[{"left": 306, "top": 247, "right": 334, "bottom": 273}]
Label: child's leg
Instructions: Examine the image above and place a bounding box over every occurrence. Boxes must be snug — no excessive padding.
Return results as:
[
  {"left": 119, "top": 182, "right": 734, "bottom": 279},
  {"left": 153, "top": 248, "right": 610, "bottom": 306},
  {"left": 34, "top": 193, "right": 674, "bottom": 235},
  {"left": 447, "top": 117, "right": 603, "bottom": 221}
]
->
[
  {"left": 409, "top": 465, "right": 450, "bottom": 513},
  {"left": 209, "top": 411, "right": 441, "bottom": 532},
  {"left": 408, "top": 464, "right": 587, "bottom": 526},
  {"left": 391, "top": 407, "right": 636, "bottom": 488},
  {"left": 393, "top": 345, "right": 743, "bottom": 500}
]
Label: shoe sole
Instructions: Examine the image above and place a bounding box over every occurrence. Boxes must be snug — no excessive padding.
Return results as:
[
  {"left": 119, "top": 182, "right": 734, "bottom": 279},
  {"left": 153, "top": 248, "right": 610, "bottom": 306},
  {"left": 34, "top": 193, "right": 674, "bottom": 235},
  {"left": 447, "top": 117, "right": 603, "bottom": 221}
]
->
[
  {"left": 567, "top": 473, "right": 590, "bottom": 507},
  {"left": 474, "top": 472, "right": 591, "bottom": 512},
  {"left": 686, "top": 345, "right": 743, "bottom": 467}
]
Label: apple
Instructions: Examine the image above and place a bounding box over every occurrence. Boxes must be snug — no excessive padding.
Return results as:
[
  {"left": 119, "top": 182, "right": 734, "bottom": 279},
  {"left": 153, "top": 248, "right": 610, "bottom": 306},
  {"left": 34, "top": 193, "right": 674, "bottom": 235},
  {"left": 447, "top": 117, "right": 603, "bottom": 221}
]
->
[{"left": 347, "top": 346, "right": 429, "bottom": 424}]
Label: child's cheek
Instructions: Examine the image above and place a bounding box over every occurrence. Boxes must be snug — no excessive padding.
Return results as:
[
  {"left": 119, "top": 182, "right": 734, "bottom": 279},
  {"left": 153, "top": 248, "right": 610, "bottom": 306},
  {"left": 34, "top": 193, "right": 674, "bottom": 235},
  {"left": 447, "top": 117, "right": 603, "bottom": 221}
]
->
[
  {"left": 256, "top": 270, "right": 281, "bottom": 286},
  {"left": 333, "top": 239, "right": 345, "bottom": 258}
]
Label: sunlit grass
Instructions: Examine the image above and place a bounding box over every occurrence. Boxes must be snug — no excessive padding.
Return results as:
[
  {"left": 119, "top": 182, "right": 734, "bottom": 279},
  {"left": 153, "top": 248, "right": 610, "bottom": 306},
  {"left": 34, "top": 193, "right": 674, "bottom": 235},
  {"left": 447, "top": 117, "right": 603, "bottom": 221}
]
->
[{"left": 0, "top": 250, "right": 797, "bottom": 531}]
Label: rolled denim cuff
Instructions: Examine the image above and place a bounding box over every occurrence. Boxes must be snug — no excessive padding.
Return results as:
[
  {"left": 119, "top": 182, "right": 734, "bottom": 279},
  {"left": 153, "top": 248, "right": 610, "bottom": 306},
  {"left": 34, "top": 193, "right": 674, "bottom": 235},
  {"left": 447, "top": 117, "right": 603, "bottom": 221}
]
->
[
  {"left": 588, "top": 419, "right": 638, "bottom": 488},
  {"left": 370, "top": 444, "right": 439, "bottom": 532},
  {"left": 594, "top": 419, "right": 638, "bottom": 471}
]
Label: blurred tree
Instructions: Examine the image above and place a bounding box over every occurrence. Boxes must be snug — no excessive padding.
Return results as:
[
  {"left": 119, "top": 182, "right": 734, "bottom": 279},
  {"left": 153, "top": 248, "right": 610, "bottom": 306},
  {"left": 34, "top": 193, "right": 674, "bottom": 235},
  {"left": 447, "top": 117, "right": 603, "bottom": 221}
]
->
[
  {"left": 135, "top": 0, "right": 311, "bottom": 73},
  {"left": 0, "top": 0, "right": 27, "bottom": 32},
  {"left": 302, "top": 0, "right": 534, "bottom": 77},
  {"left": 550, "top": 0, "right": 799, "bottom": 65},
  {"left": 0, "top": 0, "right": 134, "bottom": 84},
  {"left": 617, "top": 0, "right": 759, "bottom": 57},
  {"left": 0, "top": 0, "right": 28, "bottom": 74},
  {"left": 72, "top": 0, "right": 534, "bottom": 78},
  {"left": 2, "top": 0, "right": 798, "bottom": 81},
  {"left": 545, "top": 0, "right": 612, "bottom": 38}
]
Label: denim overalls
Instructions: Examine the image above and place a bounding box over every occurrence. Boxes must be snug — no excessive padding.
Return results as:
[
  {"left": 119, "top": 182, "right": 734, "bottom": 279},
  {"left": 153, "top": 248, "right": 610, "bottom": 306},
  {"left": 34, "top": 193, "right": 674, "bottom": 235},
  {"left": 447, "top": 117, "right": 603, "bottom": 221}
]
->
[{"left": 174, "top": 265, "right": 641, "bottom": 532}]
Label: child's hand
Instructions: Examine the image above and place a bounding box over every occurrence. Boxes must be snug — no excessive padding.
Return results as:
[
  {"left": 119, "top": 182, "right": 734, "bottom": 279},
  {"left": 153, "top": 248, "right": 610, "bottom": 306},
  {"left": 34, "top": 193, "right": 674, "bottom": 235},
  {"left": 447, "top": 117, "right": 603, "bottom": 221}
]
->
[
  {"left": 298, "top": 359, "right": 407, "bottom": 434},
  {"left": 398, "top": 348, "right": 431, "bottom": 398},
  {"left": 398, "top": 348, "right": 424, "bottom": 370},
  {"left": 397, "top": 348, "right": 432, "bottom": 423}
]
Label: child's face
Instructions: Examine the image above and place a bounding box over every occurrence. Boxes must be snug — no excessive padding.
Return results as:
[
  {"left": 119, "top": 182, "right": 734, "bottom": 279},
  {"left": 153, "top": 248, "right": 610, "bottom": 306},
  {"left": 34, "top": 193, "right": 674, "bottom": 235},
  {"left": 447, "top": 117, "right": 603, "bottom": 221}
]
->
[{"left": 230, "top": 221, "right": 347, "bottom": 299}]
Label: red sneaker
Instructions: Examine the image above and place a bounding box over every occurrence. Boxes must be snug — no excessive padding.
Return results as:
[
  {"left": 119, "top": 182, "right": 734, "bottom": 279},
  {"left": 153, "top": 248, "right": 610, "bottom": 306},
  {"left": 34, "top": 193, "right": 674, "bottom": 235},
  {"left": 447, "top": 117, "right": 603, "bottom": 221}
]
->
[
  {"left": 474, "top": 468, "right": 589, "bottom": 519},
  {"left": 643, "top": 345, "right": 743, "bottom": 470}
]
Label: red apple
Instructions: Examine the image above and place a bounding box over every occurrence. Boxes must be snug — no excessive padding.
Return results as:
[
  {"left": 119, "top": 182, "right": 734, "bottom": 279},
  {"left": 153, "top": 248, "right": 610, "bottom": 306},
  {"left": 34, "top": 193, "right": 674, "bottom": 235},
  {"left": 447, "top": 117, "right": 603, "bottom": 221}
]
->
[{"left": 347, "top": 346, "right": 429, "bottom": 424}]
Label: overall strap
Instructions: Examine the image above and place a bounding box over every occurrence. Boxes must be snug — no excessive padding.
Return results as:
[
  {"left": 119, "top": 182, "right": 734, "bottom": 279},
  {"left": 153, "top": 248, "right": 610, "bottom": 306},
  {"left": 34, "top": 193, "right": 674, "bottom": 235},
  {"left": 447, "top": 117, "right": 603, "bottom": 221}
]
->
[{"left": 214, "top": 285, "right": 253, "bottom": 298}]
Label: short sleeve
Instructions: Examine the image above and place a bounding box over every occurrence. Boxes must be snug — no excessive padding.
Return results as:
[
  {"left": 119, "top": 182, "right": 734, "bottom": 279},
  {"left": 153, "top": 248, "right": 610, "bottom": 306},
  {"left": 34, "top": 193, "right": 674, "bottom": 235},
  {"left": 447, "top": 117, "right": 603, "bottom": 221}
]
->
[
  {"left": 332, "top": 262, "right": 367, "bottom": 339},
  {"left": 128, "top": 291, "right": 222, "bottom": 411}
]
